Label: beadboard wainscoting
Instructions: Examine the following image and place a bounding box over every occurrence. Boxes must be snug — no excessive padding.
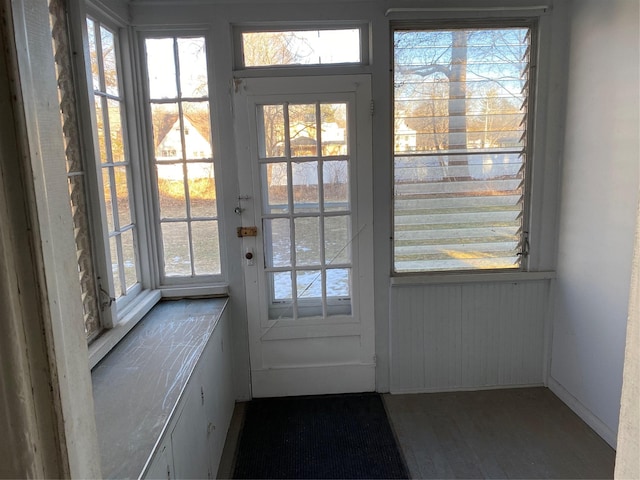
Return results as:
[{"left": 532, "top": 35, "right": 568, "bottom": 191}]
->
[{"left": 390, "top": 277, "right": 553, "bottom": 393}]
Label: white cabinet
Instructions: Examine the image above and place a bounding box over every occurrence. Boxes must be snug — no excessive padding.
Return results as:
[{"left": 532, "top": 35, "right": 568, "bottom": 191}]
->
[{"left": 142, "top": 310, "right": 233, "bottom": 480}]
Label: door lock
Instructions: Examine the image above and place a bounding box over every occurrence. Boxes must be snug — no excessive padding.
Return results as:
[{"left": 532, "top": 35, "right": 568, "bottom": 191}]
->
[{"left": 245, "top": 249, "right": 255, "bottom": 266}]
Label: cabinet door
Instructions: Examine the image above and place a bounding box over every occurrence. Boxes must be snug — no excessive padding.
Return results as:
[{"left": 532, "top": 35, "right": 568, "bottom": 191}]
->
[
  {"left": 144, "top": 441, "right": 172, "bottom": 480},
  {"left": 170, "top": 377, "right": 210, "bottom": 479},
  {"left": 201, "top": 314, "right": 235, "bottom": 476}
]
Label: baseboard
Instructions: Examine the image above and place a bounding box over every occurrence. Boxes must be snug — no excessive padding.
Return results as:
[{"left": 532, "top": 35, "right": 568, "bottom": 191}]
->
[
  {"left": 389, "top": 382, "right": 544, "bottom": 395},
  {"left": 548, "top": 376, "right": 618, "bottom": 448}
]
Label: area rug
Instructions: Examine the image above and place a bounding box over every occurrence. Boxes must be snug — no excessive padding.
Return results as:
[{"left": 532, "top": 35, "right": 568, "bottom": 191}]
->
[{"left": 233, "top": 393, "right": 409, "bottom": 479}]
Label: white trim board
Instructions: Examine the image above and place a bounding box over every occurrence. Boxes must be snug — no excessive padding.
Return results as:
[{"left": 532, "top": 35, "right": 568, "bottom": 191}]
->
[{"left": 548, "top": 376, "right": 618, "bottom": 448}]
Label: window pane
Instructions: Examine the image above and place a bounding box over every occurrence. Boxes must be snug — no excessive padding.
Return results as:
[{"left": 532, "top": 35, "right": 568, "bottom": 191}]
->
[
  {"left": 121, "top": 228, "right": 137, "bottom": 291},
  {"left": 192, "top": 221, "right": 220, "bottom": 275},
  {"left": 109, "top": 236, "right": 122, "bottom": 296},
  {"left": 323, "top": 160, "right": 349, "bottom": 211},
  {"left": 162, "top": 222, "right": 191, "bottom": 276},
  {"left": 271, "top": 271, "right": 292, "bottom": 301},
  {"left": 393, "top": 26, "right": 530, "bottom": 273},
  {"left": 325, "top": 215, "right": 350, "bottom": 265},
  {"left": 86, "top": 19, "right": 100, "bottom": 91},
  {"left": 102, "top": 167, "right": 114, "bottom": 232},
  {"left": 94, "top": 98, "right": 107, "bottom": 163},
  {"left": 182, "top": 102, "right": 212, "bottom": 159},
  {"left": 242, "top": 29, "right": 361, "bottom": 67},
  {"left": 326, "top": 268, "right": 350, "bottom": 297},
  {"left": 321, "top": 103, "right": 347, "bottom": 156},
  {"left": 296, "top": 270, "right": 321, "bottom": 298},
  {"left": 292, "top": 161, "right": 319, "bottom": 212},
  {"left": 261, "top": 163, "right": 288, "bottom": 214},
  {"left": 152, "top": 103, "right": 182, "bottom": 160},
  {"left": 114, "top": 166, "right": 131, "bottom": 227},
  {"left": 259, "top": 104, "right": 285, "bottom": 158},
  {"left": 188, "top": 162, "right": 216, "bottom": 217},
  {"left": 146, "top": 38, "right": 177, "bottom": 99},
  {"left": 294, "top": 217, "right": 320, "bottom": 266},
  {"left": 264, "top": 218, "right": 291, "bottom": 267},
  {"left": 157, "top": 163, "right": 186, "bottom": 219},
  {"left": 100, "top": 26, "right": 119, "bottom": 96},
  {"left": 178, "top": 38, "right": 208, "bottom": 98},
  {"left": 107, "top": 99, "right": 124, "bottom": 162},
  {"left": 289, "top": 104, "right": 317, "bottom": 157}
]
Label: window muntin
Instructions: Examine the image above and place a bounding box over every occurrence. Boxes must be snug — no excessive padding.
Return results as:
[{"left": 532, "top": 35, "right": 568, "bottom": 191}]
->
[
  {"left": 87, "top": 18, "right": 141, "bottom": 300},
  {"left": 240, "top": 28, "right": 362, "bottom": 68},
  {"left": 144, "top": 36, "right": 221, "bottom": 279},
  {"left": 393, "top": 25, "right": 532, "bottom": 273},
  {"left": 257, "top": 101, "right": 352, "bottom": 319}
]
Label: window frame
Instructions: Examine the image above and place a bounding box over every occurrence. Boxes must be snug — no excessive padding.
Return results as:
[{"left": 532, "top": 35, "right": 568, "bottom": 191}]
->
[
  {"left": 232, "top": 22, "right": 371, "bottom": 73},
  {"left": 391, "top": 18, "right": 539, "bottom": 276},
  {"left": 67, "top": 1, "right": 163, "bottom": 366},
  {"left": 138, "top": 28, "right": 228, "bottom": 291}
]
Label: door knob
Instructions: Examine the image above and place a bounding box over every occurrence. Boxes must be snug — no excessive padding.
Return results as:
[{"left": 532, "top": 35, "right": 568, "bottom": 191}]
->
[{"left": 245, "top": 251, "right": 253, "bottom": 260}]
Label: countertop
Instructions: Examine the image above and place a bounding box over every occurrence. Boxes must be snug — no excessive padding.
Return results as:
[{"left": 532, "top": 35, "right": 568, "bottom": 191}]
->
[{"left": 91, "top": 298, "right": 228, "bottom": 479}]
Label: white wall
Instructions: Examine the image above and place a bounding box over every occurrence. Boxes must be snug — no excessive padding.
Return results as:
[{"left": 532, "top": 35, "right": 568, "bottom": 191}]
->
[{"left": 550, "top": 0, "right": 639, "bottom": 448}]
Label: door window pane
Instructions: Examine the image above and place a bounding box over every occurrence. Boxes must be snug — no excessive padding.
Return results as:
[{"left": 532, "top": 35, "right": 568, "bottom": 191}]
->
[
  {"left": 297, "top": 270, "right": 322, "bottom": 298},
  {"left": 264, "top": 218, "right": 291, "bottom": 268},
  {"left": 323, "top": 160, "right": 349, "bottom": 211},
  {"left": 294, "top": 217, "right": 320, "bottom": 266},
  {"left": 292, "top": 161, "right": 319, "bottom": 212},
  {"left": 325, "top": 215, "right": 350, "bottom": 264},
  {"left": 289, "top": 104, "right": 317, "bottom": 157},
  {"left": 259, "top": 104, "right": 285, "bottom": 158},
  {"left": 261, "top": 163, "right": 289, "bottom": 214},
  {"left": 320, "top": 103, "right": 347, "bottom": 156},
  {"left": 326, "top": 268, "right": 350, "bottom": 297}
]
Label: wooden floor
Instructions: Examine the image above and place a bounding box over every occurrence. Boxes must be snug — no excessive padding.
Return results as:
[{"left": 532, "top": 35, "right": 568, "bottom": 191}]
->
[
  {"left": 384, "top": 388, "right": 615, "bottom": 479},
  {"left": 218, "top": 387, "right": 615, "bottom": 479}
]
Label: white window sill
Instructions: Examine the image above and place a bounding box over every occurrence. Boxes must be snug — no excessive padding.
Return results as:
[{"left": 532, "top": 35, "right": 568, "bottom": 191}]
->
[
  {"left": 390, "top": 270, "right": 556, "bottom": 287},
  {"left": 88, "top": 289, "right": 162, "bottom": 369}
]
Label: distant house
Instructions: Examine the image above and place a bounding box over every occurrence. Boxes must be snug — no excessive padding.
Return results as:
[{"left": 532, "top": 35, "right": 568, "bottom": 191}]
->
[
  {"left": 155, "top": 117, "right": 211, "bottom": 161},
  {"left": 155, "top": 117, "right": 213, "bottom": 180}
]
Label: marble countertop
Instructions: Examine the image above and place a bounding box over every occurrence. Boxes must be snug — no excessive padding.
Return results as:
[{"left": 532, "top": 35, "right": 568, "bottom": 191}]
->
[{"left": 91, "top": 298, "right": 228, "bottom": 479}]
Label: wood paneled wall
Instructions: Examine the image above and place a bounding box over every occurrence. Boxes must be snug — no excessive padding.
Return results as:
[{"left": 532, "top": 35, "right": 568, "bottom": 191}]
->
[{"left": 390, "top": 279, "right": 551, "bottom": 393}]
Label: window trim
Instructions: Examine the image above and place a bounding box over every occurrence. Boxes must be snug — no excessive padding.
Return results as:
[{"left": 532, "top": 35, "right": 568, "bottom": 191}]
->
[{"left": 390, "top": 18, "right": 540, "bottom": 276}]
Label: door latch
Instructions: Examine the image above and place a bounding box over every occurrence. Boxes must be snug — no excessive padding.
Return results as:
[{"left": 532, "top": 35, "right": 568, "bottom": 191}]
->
[{"left": 237, "top": 226, "right": 258, "bottom": 237}]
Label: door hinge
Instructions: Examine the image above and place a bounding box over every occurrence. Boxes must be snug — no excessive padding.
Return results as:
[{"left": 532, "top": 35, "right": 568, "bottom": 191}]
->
[{"left": 370, "top": 99, "right": 375, "bottom": 116}]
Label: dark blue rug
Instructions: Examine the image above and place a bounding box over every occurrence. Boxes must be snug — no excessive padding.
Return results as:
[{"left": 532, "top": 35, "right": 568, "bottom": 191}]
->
[{"left": 233, "top": 393, "right": 409, "bottom": 479}]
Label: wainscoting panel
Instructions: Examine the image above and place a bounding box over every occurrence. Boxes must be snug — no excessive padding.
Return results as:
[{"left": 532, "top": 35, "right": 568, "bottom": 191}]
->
[{"left": 390, "top": 279, "right": 551, "bottom": 393}]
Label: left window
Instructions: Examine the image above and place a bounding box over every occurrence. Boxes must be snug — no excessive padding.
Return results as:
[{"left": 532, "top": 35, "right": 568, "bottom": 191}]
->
[{"left": 86, "top": 17, "right": 141, "bottom": 311}]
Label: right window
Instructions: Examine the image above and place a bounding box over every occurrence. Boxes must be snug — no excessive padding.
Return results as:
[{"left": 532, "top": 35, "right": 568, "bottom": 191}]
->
[{"left": 393, "top": 25, "right": 533, "bottom": 273}]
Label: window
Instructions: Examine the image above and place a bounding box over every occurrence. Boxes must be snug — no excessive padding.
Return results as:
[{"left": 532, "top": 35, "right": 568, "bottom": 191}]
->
[
  {"left": 236, "top": 27, "right": 365, "bottom": 68},
  {"left": 144, "top": 36, "right": 222, "bottom": 280},
  {"left": 87, "top": 17, "right": 141, "bottom": 308},
  {"left": 393, "top": 24, "right": 534, "bottom": 273}
]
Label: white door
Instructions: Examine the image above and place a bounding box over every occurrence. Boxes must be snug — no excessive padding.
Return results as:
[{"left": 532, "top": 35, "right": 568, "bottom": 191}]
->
[{"left": 235, "top": 76, "right": 375, "bottom": 398}]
